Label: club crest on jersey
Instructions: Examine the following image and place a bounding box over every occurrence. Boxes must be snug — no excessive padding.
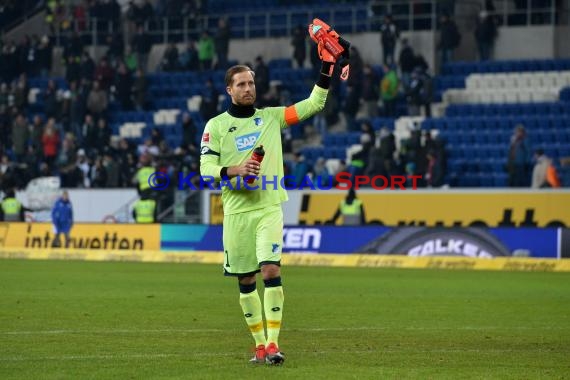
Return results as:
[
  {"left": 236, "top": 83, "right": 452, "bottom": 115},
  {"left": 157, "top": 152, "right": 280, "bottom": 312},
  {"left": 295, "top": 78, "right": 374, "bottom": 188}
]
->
[
  {"left": 254, "top": 117, "right": 263, "bottom": 126},
  {"left": 235, "top": 132, "right": 260, "bottom": 151}
]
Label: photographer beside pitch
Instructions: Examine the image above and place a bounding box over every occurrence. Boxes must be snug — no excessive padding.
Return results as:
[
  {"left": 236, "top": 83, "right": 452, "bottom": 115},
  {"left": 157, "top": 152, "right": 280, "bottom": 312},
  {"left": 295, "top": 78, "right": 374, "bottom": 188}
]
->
[{"left": 200, "top": 19, "right": 350, "bottom": 365}]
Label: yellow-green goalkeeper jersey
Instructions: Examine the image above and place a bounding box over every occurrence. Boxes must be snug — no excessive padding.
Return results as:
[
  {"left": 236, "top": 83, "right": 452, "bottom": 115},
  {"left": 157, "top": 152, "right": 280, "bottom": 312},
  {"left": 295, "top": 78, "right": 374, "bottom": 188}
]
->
[{"left": 200, "top": 84, "right": 328, "bottom": 215}]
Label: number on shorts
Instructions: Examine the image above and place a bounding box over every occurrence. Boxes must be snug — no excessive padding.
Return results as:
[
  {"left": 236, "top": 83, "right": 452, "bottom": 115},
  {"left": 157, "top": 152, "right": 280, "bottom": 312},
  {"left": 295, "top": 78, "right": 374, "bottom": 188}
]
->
[{"left": 224, "top": 250, "right": 230, "bottom": 267}]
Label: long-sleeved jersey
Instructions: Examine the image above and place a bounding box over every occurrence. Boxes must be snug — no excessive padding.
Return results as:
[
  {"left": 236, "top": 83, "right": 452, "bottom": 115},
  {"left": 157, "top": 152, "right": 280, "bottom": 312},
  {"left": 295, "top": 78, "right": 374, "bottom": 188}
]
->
[{"left": 200, "top": 84, "right": 328, "bottom": 215}]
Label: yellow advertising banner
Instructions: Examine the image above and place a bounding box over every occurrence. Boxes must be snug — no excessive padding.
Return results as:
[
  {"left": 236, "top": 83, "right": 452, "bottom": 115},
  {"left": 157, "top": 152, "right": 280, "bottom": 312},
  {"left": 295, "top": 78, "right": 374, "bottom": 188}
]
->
[
  {"left": 209, "top": 193, "right": 225, "bottom": 225},
  {"left": 0, "top": 223, "right": 160, "bottom": 250},
  {"left": 282, "top": 254, "right": 570, "bottom": 272},
  {"left": 0, "top": 248, "right": 221, "bottom": 263},
  {"left": 1, "top": 248, "right": 570, "bottom": 272},
  {"left": 297, "top": 192, "right": 570, "bottom": 227}
]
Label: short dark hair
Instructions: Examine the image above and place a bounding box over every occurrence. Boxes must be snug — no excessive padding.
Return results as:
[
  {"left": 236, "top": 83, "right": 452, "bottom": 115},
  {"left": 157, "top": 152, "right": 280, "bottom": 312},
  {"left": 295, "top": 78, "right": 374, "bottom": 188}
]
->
[
  {"left": 536, "top": 148, "right": 544, "bottom": 155},
  {"left": 225, "top": 65, "right": 254, "bottom": 87}
]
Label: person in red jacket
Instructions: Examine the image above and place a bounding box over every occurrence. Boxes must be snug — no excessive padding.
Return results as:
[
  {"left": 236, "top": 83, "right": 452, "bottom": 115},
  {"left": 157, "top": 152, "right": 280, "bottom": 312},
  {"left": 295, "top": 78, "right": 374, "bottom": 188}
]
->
[{"left": 42, "top": 118, "right": 60, "bottom": 172}]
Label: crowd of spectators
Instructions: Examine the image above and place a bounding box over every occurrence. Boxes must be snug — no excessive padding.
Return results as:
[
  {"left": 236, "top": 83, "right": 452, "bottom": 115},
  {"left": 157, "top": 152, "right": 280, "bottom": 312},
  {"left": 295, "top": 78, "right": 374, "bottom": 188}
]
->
[
  {"left": 274, "top": 14, "right": 446, "bottom": 188},
  {"left": 2, "top": 1, "right": 559, "bottom": 195},
  {"left": 0, "top": 24, "right": 173, "bottom": 194},
  {"left": 284, "top": 122, "right": 447, "bottom": 190},
  {"left": 42, "top": 0, "right": 205, "bottom": 43},
  {"left": 0, "top": 0, "right": 213, "bottom": 196}
]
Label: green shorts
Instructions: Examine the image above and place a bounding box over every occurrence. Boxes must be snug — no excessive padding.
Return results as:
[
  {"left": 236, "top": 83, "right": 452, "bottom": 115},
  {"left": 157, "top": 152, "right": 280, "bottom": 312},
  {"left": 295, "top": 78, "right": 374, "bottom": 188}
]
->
[{"left": 222, "top": 204, "right": 283, "bottom": 277}]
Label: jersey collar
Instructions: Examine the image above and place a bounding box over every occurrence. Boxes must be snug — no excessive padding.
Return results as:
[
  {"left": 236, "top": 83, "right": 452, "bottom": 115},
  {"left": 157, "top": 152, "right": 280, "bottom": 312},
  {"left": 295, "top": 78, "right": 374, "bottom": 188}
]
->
[{"left": 228, "top": 103, "right": 255, "bottom": 118}]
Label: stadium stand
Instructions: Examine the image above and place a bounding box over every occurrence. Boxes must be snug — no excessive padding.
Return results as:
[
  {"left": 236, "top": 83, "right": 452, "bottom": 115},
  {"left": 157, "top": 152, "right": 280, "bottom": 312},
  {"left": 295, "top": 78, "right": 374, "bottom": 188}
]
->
[
  {"left": 424, "top": 59, "right": 570, "bottom": 188},
  {"left": 1, "top": 0, "right": 569, "bottom": 195},
  {"left": 6, "top": 56, "right": 570, "bottom": 190}
]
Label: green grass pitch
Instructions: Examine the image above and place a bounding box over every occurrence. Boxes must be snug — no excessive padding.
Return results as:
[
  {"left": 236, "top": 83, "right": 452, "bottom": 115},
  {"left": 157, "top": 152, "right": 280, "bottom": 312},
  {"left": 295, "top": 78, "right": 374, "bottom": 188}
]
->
[{"left": 0, "top": 259, "right": 569, "bottom": 379}]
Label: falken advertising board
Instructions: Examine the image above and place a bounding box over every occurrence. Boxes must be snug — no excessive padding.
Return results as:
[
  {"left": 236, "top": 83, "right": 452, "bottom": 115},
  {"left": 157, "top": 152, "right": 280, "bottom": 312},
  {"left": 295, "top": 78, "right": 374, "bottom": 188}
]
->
[{"left": 161, "top": 225, "right": 562, "bottom": 259}]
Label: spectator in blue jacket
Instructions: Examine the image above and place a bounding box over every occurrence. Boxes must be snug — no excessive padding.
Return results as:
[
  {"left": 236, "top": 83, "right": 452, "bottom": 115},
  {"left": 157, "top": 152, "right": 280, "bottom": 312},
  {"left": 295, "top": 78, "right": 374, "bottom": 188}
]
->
[
  {"left": 51, "top": 190, "right": 74, "bottom": 248},
  {"left": 290, "top": 152, "right": 310, "bottom": 188},
  {"left": 508, "top": 125, "right": 531, "bottom": 187}
]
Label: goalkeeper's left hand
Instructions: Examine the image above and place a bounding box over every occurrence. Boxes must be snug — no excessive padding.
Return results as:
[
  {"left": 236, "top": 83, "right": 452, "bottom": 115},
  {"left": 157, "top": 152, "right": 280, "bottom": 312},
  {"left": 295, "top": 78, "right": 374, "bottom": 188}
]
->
[{"left": 308, "top": 18, "right": 351, "bottom": 80}]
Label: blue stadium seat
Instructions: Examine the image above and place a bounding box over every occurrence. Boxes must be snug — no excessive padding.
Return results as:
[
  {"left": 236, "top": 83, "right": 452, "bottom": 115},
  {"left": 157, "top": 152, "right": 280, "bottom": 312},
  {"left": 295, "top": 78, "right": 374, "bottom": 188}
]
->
[
  {"left": 453, "top": 76, "right": 466, "bottom": 88},
  {"left": 374, "top": 117, "right": 394, "bottom": 130},
  {"left": 542, "top": 130, "right": 557, "bottom": 143},
  {"left": 323, "top": 135, "right": 335, "bottom": 146},
  {"left": 333, "top": 10, "right": 353, "bottom": 33},
  {"left": 493, "top": 173, "right": 508, "bottom": 187},
  {"left": 558, "top": 143, "right": 570, "bottom": 157},
  {"left": 422, "top": 118, "right": 436, "bottom": 130},
  {"left": 290, "top": 12, "right": 309, "bottom": 27},
  {"left": 332, "top": 147, "right": 344, "bottom": 159},
  {"left": 465, "top": 130, "right": 478, "bottom": 144},
  {"left": 463, "top": 173, "right": 480, "bottom": 187},
  {"left": 550, "top": 117, "right": 566, "bottom": 129},
  {"left": 463, "top": 157, "right": 481, "bottom": 173},
  {"left": 474, "top": 131, "right": 490, "bottom": 144},
  {"left": 267, "top": 58, "right": 291, "bottom": 69},
  {"left": 524, "top": 117, "right": 538, "bottom": 129},
  {"left": 489, "top": 159, "right": 503, "bottom": 173},
  {"left": 354, "top": 8, "right": 368, "bottom": 31},
  {"left": 446, "top": 119, "right": 461, "bottom": 130},
  {"left": 495, "top": 118, "right": 513, "bottom": 131},
  {"left": 445, "top": 105, "right": 457, "bottom": 117},
  {"left": 346, "top": 132, "right": 359, "bottom": 145},
  {"left": 338, "top": 134, "right": 351, "bottom": 147},
  {"left": 467, "top": 118, "right": 482, "bottom": 130},
  {"left": 448, "top": 159, "right": 463, "bottom": 173},
  {"left": 557, "top": 131, "right": 570, "bottom": 143},
  {"left": 477, "top": 118, "right": 490, "bottom": 130},
  {"left": 300, "top": 147, "right": 313, "bottom": 161},
  {"left": 446, "top": 131, "right": 460, "bottom": 145},
  {"left": 429, "top": 119, "right": 443, "bottom": 131},
  {"left": 449, "top": 62, "right": 466, "bottom": 75},
  {"left": 479, "top": 174, "right": 493, "bottom": 187}
]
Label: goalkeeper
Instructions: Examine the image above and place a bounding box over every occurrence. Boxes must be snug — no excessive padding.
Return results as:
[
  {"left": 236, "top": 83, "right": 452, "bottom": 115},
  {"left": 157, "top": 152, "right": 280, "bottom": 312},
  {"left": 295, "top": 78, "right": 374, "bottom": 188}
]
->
[{"left": 200, "top": 19, "right": 350, "bottom": 365}]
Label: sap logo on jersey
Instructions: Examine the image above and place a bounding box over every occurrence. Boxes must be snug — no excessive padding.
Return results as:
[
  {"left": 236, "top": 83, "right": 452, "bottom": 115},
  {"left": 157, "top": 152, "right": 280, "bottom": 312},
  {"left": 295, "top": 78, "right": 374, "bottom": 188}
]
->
[
  {"left": 283, "top": 228, "right": 321, "bottom": 250},
  {"left": 235, "top": 132, "right": 261, "bottom": 151}
]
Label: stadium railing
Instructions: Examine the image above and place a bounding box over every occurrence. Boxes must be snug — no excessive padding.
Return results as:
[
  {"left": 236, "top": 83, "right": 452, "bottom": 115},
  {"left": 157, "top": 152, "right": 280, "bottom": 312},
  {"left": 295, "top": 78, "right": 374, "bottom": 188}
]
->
[{"left": 49, "top": 0, "right": 568, "bottom": 47}]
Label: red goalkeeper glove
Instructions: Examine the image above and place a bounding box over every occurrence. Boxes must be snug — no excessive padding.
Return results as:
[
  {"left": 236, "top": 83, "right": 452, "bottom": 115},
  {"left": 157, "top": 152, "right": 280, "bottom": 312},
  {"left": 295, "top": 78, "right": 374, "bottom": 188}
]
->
[{"left": 308, "top": 18, "right": 350, "bottom": 80}]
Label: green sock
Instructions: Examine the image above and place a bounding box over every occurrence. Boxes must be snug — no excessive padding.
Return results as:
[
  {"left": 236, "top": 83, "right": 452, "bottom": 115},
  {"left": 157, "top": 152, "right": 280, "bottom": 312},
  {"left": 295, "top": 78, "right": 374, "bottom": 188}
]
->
[
  {"left": 264, "top": 285, "right": 284, "bottom": 346},
  {"left": 239, "top": 290, "right": 266, "bottom": 347}
]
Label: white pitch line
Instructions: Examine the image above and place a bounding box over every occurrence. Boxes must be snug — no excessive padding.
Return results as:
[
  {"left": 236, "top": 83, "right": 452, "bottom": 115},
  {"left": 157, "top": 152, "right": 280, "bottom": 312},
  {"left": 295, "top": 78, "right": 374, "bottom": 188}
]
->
[
  {"left": 0, "top": 325, "right": 567, "bottom": 336},
  {"left": 1, "top": 327, "right": 380, "bottom": 335},
  {"left": 0, "top": 348, "right": 543, "bottom": 362},
  {"left": 0, "top": 328, "right": 226, "bottom": 335}
]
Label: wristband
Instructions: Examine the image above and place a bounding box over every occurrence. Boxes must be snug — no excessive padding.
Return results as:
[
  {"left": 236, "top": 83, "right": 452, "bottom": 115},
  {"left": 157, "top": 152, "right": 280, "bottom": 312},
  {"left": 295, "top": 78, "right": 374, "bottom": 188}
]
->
[{"left": 317, "top": 62, "right": 333, "bottom": 89}]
